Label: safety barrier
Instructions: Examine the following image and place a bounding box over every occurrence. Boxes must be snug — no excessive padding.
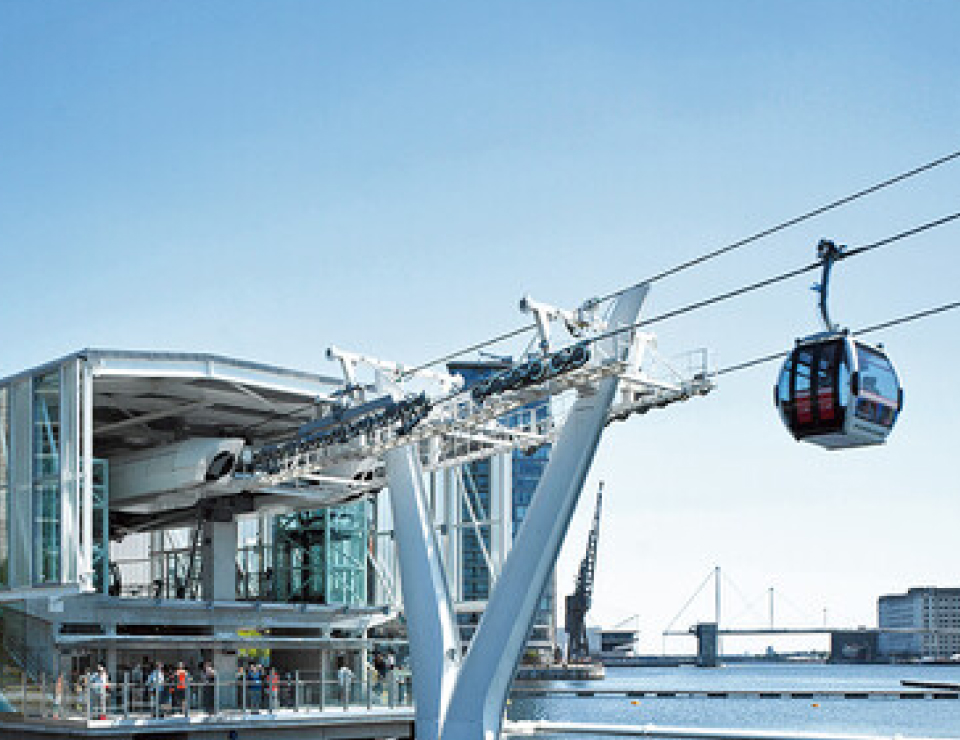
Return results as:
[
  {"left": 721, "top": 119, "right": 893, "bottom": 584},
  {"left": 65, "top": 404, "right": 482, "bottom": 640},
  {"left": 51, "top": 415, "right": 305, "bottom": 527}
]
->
[{"left": 0, "top": 667, "right": 414, "bottom": 722}]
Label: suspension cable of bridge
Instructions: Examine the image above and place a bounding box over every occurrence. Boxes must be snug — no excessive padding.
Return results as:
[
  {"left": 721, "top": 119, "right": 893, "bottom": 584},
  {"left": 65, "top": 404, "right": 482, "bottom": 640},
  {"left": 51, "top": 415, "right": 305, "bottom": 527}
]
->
[{"left": 403, "top": 148, "right": 960, "bottom": 376}]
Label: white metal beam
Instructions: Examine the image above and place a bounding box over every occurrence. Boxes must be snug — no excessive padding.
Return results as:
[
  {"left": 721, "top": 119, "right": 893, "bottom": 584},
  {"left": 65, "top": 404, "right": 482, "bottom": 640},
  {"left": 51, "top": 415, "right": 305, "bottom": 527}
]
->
[
  {"left": 80, "top": 363, "right": 94, "bottom": 591},
  {"left": 380, "top": 374, "right": 462, "bottom": 740},
  {"left": 441, "top": 283, "right": 649, "bottom": 740}
]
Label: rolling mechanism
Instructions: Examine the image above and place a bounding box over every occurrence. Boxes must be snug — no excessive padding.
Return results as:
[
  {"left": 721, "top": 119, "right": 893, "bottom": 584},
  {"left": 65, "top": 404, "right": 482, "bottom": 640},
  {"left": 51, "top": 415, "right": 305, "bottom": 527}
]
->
[{"left": 237, "top": 291, "right": 715, "bottom": 503}]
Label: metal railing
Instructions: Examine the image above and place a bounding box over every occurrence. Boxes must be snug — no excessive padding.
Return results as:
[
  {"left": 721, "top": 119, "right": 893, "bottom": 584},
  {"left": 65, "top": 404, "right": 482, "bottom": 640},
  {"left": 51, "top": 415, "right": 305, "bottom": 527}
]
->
[{"left": 0, "top": 667, "right": 413, "bottom": 723}]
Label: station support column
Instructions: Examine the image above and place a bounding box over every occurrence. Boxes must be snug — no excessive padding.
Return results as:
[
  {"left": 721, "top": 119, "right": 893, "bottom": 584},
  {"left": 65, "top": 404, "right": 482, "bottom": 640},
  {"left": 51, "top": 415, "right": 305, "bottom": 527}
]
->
[
  {"left": 382, "top": 439, "right": 461, "bottom": 740},
  {"left": 382, "top": 284, "right": 647, "bottom": 740},
  {"left": 201, "top": 519, "right": 238, "bottom": 602},
  {"left": 442, "top": 283, "right": 648, "bottom": 740},
  {"left": 202, "top": 519, "right": 239, "bottom": 707}
]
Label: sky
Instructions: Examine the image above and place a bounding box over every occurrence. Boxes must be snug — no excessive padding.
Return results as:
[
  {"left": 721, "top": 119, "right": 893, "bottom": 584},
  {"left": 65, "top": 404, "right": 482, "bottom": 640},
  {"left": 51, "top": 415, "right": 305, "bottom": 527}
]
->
[{"left": 1, "top": 1, "right": 959, "bottom": 655}]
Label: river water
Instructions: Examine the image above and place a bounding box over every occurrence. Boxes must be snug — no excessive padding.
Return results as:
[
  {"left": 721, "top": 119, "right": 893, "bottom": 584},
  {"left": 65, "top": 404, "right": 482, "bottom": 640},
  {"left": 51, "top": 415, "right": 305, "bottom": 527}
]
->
[{"left": 506, "top": 664, "right": 960, "bottom": 738}]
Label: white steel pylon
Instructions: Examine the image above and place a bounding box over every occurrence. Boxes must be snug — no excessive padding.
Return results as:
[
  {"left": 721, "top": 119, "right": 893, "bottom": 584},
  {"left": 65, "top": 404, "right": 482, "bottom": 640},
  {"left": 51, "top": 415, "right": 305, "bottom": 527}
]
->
[
  {"left": 379, "top": 371, "right": 462, "bottom": 740},
  {"left": 382, "top": 284, "right": 649, "bottom": 740}
]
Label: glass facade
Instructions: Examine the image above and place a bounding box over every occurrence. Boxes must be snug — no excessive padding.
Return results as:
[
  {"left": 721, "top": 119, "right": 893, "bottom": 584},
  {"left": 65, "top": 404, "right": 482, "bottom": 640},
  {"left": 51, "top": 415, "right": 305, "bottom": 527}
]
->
[
  {"left": 148, "top": 525, "right": 200, "bottom": 599},
  {"left": 509, "top": 415, "right": 550, "bottom": 538},
  {"left": 89, "top": 460, "right": 109, "bottom": 593},
  {"left": 273, "top": 501, "right": 370, "bottom": 606},
  {"left": 0, "top": 386, "right": 8, "bottom": 587},
  {"left": 460, "top": 460, "right": 492, "bottom": 602},
  {"left": 237, "top": 519, "right": 271, "bottom": 601},
  {"left": 449, "top": 361, "right": 554, "bottom": 651},
  {"left": 32, "top": 373, "right": 60, "bottom": 584}
]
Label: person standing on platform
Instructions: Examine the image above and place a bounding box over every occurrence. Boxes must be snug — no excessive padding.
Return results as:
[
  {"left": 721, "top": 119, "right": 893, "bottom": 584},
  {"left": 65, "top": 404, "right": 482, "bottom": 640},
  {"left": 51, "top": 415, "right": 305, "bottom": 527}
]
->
[
  {"left": 267, "top": 667, "right": 279, "bottom": 713},
  {"left": 174, "top": 662, "right": 188, "bottom": 715},
  {"left": 203, "top": 662, "right": 217, "bottom": 715},
  {"left": 247, "top": 663, "right": 263, "bottom": 713},
  {"left": 337, "top": 662, "right": 354, "bottom": 707},
  {"left": 89, "top": 664, "right": 109, "bottom": 719},
  {"left": 130, "top": 660, "right": 143, "bottom": 711},
  {"left": 147, "top": 663, "right": 164, "bottom": 717}
]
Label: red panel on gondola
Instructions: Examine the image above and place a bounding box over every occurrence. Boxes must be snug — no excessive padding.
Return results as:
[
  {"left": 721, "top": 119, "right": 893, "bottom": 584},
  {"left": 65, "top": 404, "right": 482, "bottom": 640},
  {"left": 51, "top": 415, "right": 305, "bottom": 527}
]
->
[{"left": 817, "top": 388, "right": 835, "bottom": 421}]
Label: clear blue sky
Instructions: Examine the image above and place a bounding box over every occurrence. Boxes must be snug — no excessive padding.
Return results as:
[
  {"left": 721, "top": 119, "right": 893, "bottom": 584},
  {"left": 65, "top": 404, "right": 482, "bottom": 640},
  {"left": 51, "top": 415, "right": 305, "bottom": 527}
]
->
[{"left": 2, "top": 1, "right": 959, "bottom": 653}]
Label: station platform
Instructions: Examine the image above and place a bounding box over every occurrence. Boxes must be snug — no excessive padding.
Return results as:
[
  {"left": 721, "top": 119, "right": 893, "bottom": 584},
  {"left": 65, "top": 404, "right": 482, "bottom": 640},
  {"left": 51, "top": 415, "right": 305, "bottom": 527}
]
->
[{"left": 0, "top": 705, "right": 414, "bottom": 740}]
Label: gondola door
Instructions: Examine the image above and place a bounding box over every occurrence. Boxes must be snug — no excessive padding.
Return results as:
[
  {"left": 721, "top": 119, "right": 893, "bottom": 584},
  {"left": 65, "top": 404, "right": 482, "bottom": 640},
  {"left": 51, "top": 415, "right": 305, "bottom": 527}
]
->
[{"left": 782, "top": 339, "right": 846, "bottom": 440}]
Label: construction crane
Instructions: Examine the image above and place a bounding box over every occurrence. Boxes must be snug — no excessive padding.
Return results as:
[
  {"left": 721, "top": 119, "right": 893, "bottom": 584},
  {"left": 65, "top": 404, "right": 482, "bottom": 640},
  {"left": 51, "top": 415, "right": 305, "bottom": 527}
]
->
[{"left": 565, "top": 481, "right": 603, "bottom": 662}]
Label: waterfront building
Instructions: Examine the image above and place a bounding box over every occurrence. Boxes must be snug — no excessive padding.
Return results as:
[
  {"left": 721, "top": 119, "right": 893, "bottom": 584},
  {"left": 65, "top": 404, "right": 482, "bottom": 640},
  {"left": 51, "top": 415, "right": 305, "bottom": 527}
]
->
[
  {"left": 0, "top": 347, "right": 562, "bottom": 727},
  {"left": 0, "top": 349, "right": 394, "bottom": 701},
  {"left": 555, "top": 626, "right": 639, "bottom": 660},
  {"left": 878, "top": 586, "right": 960, "bottom": 660},
  {"left": 829, "top": 630, "right": 879, "bottom": 663}
]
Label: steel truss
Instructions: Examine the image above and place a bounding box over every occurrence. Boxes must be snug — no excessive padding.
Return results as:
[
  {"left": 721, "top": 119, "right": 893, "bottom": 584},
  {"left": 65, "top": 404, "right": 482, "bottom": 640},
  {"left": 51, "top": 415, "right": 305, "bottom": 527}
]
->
[{"left": 240, "top": 312, "right": 713, "bottom": 508}]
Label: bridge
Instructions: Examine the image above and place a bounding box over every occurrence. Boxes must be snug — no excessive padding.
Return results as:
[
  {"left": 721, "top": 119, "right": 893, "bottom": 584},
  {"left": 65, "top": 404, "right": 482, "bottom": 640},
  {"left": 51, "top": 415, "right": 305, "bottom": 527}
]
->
[
  {"left": 660, "top": 568, "right": 960, "bottom": 666},
  {"left": 664, "top": 625, "right": 960, "bottom": 667}
]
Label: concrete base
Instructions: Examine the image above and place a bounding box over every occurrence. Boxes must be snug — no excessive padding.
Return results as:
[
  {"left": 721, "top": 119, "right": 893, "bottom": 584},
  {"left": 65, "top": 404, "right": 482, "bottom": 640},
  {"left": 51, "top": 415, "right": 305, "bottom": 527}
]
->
[{"left": 0, "top": 707, "right": 413, "bottom": 739}]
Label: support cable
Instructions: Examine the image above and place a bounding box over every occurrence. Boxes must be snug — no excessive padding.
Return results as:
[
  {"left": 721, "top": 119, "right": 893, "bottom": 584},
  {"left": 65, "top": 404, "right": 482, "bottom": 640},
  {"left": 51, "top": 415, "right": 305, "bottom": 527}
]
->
[
  {"left": 715, "top": 299, "right": 960, "bottom": 378},
  {"left": 587, "top": 210, "right": 960, "bottom": 350},
  {"left": 720, "top": 570, "right": 765, "bottom": 627},
  {"left": 404, "top": 149, "right": 960, "bottom": 375},
  {"left": 662, "top": 567, "right": 717, "bottom": 636},
  {"left": 599, "top": 148, "right": 960, "bottom": 302},
  {"left": 726, "top": 591, "right": 768, "bottom": 629},
  {"left": 242, "top": 214, "right": 959, "bottom": 446}
]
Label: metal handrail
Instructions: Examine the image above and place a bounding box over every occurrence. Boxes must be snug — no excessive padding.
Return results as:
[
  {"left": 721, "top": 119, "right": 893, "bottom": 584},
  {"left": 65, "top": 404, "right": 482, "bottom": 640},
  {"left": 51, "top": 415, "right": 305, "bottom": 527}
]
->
[{"left": 4, "top": 669, "right": 414, "bottom": 723}]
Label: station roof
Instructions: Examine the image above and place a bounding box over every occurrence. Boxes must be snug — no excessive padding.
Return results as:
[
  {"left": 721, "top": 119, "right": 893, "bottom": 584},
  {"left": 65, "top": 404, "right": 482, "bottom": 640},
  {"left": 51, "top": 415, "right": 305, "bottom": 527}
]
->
[{"left": 1, "top": 349, "right": 346, "bottom": 455}]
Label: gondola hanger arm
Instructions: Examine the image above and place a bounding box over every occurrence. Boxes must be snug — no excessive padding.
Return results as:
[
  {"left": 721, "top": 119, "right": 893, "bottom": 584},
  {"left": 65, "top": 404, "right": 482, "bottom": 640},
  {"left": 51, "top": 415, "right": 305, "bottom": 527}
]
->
[{"left": 813, "top": 239, "right": 846, "bottom": 334}]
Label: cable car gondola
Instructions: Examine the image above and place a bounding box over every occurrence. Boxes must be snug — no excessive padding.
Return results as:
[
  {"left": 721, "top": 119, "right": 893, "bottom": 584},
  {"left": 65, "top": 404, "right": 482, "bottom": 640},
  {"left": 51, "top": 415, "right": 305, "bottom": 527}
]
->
[{"left": 775, "top": 240, "right": 903, "bottom": 449}]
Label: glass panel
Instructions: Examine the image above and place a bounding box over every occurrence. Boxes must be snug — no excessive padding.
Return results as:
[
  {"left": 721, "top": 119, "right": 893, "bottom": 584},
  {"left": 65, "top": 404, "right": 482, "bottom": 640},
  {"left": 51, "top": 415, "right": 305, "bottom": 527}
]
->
[
  {"left": 461, "top": 460, "right": 491, "bottom": 601},
  {"left": 450, "top": 361, "right": 555, "bottom": 656},
  {"left": 793, "top": 349, "right": 813, "bottom": 425},
  {"left": 271, "top": 501, "right": 369, "bottom": 606},
  {"left": 273, "top": 511, "right": 324, "bottom": 603},
  {"left": 32, "top": 373, "right": 60, "bottom": 584},
  {"left": 838, "top": 351, "right": 851, "bottom": 408},
  {"left": 325, "top": 501, "right": 368, "bottom": 605},
  {"left": 90, "top": 459, "right": 109, "bottom": 592},
  {"left": 777, "top": 358, "right": 792, "bottom": 404},
  {"left": 0, "top": 386, "right": 8, "bottom": 587},
  {"left": 856, "top": 345, "right": 900, "bottom": 404},
  {"left": 815, "top": 343, "right": 838, "bottom": 422}
]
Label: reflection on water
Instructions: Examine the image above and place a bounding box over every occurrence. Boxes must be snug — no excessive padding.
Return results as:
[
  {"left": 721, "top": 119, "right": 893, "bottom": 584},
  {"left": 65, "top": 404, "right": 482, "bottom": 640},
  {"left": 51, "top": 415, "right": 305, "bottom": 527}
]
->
[{"left": 506, "top": 664, "right": 960, "bottom": 738}]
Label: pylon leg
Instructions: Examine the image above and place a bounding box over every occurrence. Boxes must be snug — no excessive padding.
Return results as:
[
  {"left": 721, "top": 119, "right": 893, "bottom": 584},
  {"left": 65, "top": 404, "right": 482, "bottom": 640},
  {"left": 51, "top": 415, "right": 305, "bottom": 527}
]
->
[{"left": 442, "top": 284, "right": 648, "bottom": 740}]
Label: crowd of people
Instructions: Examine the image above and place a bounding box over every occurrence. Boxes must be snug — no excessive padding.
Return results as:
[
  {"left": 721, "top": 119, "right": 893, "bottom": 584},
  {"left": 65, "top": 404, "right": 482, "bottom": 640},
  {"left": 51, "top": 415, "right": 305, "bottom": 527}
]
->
[
  {"left": 69, "top": 659, "right": 218, "bottom": 718},
  {"left": 62, "top": 651, "right": 405, "bottom": 719}
]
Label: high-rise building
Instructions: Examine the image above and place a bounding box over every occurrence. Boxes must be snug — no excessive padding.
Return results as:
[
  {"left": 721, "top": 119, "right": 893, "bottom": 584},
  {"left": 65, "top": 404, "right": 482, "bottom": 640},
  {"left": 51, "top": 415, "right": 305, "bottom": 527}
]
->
[
  {"left": 372, "top": 360, "right": 557, "bottom": 660},
  {"left": 448, "top": 361, "right": 555, "bottom": 659},
  {"left": 878, "top": 587, "right": 960, "bottom": 660}
]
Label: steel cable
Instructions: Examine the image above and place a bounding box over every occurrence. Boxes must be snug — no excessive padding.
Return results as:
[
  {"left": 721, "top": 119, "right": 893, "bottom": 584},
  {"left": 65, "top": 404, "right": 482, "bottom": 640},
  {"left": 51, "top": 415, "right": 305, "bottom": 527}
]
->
[
  {"left": 715, "top": 299, "right": 960, "bottom": 378},
  {"left": 585, "top": 210, "right": 960, "bottom": 349},
  {"left": 404, "top": 149, "right": 960, "bottom": 375}
]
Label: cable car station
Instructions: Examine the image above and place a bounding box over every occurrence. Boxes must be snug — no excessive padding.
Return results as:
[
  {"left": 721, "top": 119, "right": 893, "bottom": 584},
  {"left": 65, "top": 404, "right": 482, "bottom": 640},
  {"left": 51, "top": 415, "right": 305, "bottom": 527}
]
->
[{"left": 0, "top": 286, "right": 713, "bottom": 739}]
